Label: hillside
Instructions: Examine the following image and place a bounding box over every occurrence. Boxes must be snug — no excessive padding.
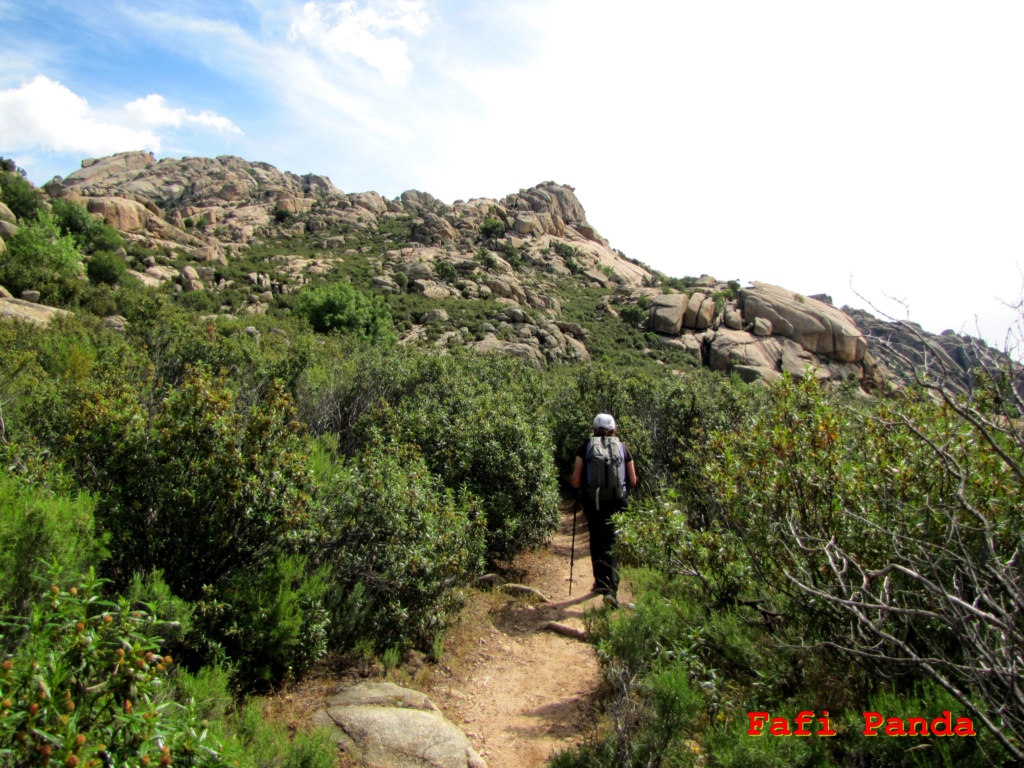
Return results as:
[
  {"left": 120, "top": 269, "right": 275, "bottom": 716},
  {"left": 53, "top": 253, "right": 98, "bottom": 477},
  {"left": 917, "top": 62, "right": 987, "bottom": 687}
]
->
[
  {"left": 1, "top": 149, "right": 1013, "bottom": 393},
  {"left": 2, "top": 151, "right": 1023, "bottom": 767}
]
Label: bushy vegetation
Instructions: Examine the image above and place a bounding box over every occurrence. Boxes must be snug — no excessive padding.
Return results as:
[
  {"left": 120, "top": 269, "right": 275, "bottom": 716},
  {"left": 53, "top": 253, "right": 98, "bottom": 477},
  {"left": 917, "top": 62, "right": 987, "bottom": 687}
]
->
[
  {"left": 51, "top": 199, "right": 125, "bottom": 255},
  {"left": 294, "top": 281, "right": 395, "bottom": 344},
  {"left": 555, "top": 371, "right": 1023, "bottom": 766},
  {"left": 0, "top": 211, "right": 84, "bottom": 303},
  {"left": 0, "top": 165, "right": 44, "bottom": 221},
  {"left": 480, "top": 218, "right": 505, "bottom": 239},
  {"left": 85, "top": 251, "right": 128, "bottom": 286},
  {"left": 2, "top": 157, "right": 1022, "bottom": 766}
]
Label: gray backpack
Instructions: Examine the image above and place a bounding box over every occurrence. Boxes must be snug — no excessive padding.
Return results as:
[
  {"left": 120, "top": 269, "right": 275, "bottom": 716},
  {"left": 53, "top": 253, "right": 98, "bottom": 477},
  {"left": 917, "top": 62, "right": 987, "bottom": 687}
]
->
[{"left": 585, "top": 436, "right": 626, "bottom": 509}]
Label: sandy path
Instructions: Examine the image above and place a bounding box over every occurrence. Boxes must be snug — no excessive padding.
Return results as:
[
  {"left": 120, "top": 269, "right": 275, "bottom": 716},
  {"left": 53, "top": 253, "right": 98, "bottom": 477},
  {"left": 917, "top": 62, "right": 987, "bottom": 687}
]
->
[{"left": 427, "top": 509, "right": 610, "bottom": 768}]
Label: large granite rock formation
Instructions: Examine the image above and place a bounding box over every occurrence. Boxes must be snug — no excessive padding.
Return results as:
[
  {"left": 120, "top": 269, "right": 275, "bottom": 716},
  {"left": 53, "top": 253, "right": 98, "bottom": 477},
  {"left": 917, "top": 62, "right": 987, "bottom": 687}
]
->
[{"left": 3, "top": 151, "right": 1009, "bottom": 394}]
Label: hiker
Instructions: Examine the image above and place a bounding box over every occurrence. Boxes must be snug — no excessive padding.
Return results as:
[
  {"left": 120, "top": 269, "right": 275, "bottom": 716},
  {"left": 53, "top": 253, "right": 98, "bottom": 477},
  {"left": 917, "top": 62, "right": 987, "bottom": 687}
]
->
[{"left": 570, "top": 413, "right": 637, "bottom": 607}]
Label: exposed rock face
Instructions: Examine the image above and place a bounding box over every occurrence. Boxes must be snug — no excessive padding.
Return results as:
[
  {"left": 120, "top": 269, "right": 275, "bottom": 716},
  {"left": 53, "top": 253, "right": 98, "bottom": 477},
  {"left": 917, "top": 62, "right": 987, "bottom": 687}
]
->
[
  {"left": 412, "top": 213, "right": 458, "bottom": 246},
  {"left": 650, "top": 294, "right": 687, "bottom": 335},
  {"left": 708, "top": 328, "right": 783, "bottom": 382},
  {"left": 740, "top": 283, "right": 867, "bottom": 363},
  {"left": 0, "top": 296, "right": 73, "bottom": 326},
  {"left": 846, "top": 308, "right": 1022, "bottom": 398},
  {"left": 314, "top": 682, "right": 486, "bottom": 768},
  {"left": 639, "top": 280, "right": 877, "bottom": 388},
  {"left": 47, "top": 154, "right": 654, "bottom": 292}
]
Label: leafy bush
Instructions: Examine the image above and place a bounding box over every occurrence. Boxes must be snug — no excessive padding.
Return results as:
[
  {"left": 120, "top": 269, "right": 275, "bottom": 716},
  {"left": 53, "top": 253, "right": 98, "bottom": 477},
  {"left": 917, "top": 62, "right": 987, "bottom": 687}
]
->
[
  {"left": 434, "top": 260, "right": 459, "bottom": 283},
  {"left": 299, "top": 348, "right": 558, "bottom": 562},
  {"left": 0, "top": 169, "right": 43, "bottom": 221},
  {"left": 193, "top": 556, "right": 328, "bottom": 690},
  {"left": 479, "top": 218, "right": 505, "bottom": 239},
  {"left": 473, "top": 248, "right": 498, "bottom": 271},
  {"left": 294, "top": 281, "right": 395, "bottom": 344},
  {"left": 618, "top": 304, "right": 647, "bottom": 327},
  {"left": 50, "top": 199, "right": 124, "bottom": 255},
  {"left": 0, "top": 473, "right": 102, "bottom": 621},
  {"left": 85, "top": 250, "right": 127, "bottom": 286},
  {"left": 0, "top": 211, "right": 84, "bottom": 303},
  {"left": 499, "top": 240, "right": 522, "bottom": 269},
  {"left": 318, "top": 442, "right": 485, "bottom": 649},
  {"left": 173, "top": 665, "right": 337, "bottom": 768},
  {"left": 0, "top": 566, "right": 224, "bottom": 767},
  {"left": 362, "top": 352, "right": 559, "bottom": 561},
  {"left": 27, "top": 364, "right": 316, "bottom": 601}
]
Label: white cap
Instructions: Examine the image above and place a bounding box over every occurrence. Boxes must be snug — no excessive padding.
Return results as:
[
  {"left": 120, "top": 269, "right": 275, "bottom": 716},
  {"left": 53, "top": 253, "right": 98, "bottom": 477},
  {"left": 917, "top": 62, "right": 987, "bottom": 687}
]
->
[{"left": 593, "top": 413, "right": 616, "bottom": 430}]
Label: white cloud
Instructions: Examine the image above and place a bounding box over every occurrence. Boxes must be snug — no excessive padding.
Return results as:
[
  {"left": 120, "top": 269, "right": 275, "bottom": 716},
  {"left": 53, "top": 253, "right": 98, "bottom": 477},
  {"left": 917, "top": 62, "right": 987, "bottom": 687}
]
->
[
  {"left": 0, "top": 75, "right": 244, "bottom": 163},
  {"left": 124, "top": 94, "right": 243, "bottom": 134},
  {"left": 0, "top": 75, "right": 161, "bottom": 155},
  {"left": 118, "top": 9, "right": 417, "bottom": 143},
  {"left": 288, "top": 0, "right": 429, "bottom": 86}
]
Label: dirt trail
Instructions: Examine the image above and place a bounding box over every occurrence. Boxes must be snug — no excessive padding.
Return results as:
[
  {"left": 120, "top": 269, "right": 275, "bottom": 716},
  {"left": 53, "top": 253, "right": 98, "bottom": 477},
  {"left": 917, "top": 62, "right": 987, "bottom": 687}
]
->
[{"left": 427, "top": 509, "right": 612, "bottom": 768}]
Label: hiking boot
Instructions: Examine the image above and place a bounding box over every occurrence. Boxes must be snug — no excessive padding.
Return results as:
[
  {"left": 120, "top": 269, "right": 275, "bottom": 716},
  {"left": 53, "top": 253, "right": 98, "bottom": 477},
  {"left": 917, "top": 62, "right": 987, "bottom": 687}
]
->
[{"left": 602, "top": 594, "right": 620, "bottom": 610}]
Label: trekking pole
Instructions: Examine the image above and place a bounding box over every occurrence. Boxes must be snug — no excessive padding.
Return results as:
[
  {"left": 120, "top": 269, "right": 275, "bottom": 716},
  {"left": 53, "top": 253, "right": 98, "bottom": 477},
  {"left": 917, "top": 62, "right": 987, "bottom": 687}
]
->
[{"left": 569, "top": 500, "right": 578, "bottom": 596}]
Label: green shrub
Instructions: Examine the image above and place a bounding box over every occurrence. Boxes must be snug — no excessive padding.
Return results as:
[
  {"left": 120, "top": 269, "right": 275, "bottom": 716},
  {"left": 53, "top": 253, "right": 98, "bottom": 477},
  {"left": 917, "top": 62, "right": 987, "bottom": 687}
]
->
[
  {"left": 193, "top": 555, "right": 329, "bottom": 691},
  {"left": 294, "top": 281, "right": 395, "bottom": 344},
  {"left": 618, "top": 304, "right": 647, "bottom": 326},
  {"left": 28, "top": 365, "right": 317, "bottom": 601},
  {"left": 0, "top": 169, "right": 43, "bottom": 221},
  {"left": 435, "top": 260, "right": 459, "bottom": 283},
  {"left": 0, "top": 473, "right": 102, "bottom": 621},
  {"left": 473, "top": 248, "right": 498, "bottom": 271},
  {"left": 173, "top": 666, "right": 337, "bottom": 768},
  {"left": 393, "top": 271, "right": 409, "bottom": 292},
  {"left": 479, "top": 218, "right": 505, "bottom": 239},
  {"left": 85, "top": 250, "right": 127, "bottom": 286},
  {"left": 0, "top": 565, "right": 224, "bottom": 766},
  {"left": 49, "top": 198, "right": 125, "bottom": 255},
  {"left": 356, "top": 352, "right": 560, "bottom": 562},
  {"left": 223, "top": 699, "right": 336, "bottom": 768},
  {"left": 76, "top": 283, "right": 120, "bottom": 316},
  {"left": 319, "top": 442, "right": 485, "bottom": 649},
  {"left": 0, "top": 211, "right": 84, "bottom": 303},
  {"left": 499, "top": 240, "right": 523, "bottom": 270}
]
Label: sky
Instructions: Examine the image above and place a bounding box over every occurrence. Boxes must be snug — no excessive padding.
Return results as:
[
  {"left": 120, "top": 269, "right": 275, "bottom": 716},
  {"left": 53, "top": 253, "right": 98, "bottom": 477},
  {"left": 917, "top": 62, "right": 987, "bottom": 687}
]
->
[{"left": 1, "top": 0, "right": 1022, "bottom": 350}]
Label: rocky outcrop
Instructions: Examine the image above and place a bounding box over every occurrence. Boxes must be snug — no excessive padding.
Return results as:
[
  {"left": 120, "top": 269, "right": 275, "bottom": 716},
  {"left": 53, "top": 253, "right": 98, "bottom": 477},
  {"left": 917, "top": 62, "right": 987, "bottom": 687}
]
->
[
  {"left": 412, "top": 213, "right": 459, "bottom": 246},
  {"left": 43, "top": 151, "right": 1011, "bottom": 396},
  {"left": 650, "top": 294, "right": 688, "bottom": 335},
  {"left": 637, "top": 280, "right": 877, "bottom": 388},
  {"left": 314, "top": 682, "right": 486, "bottom": 768},
  {"left": 740, "top": 283, "right": 867, "bottom": 363},
  {"left": 0, "top": 295, "right": 73, "bottom": 326},
  {"left": 846, "top": 308, "right": 1022, "bottom": 398}
]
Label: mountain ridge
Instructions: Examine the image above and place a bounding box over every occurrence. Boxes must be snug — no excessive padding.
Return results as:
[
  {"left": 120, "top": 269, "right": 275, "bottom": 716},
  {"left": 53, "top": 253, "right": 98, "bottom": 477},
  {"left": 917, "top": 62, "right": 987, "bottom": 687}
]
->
[{"left": 0, "top": 150, "right": 1014, "bottom": 395}]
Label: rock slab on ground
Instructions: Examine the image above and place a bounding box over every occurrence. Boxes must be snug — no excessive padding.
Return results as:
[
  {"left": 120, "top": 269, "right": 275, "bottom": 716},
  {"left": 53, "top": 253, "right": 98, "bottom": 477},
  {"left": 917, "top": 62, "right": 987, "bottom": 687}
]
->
[
  {"left": 0, "top": 297, "right": 72, "bottom": 326},
  {"left": 314, "top": 682, "right": 487, "bottom": 768}
]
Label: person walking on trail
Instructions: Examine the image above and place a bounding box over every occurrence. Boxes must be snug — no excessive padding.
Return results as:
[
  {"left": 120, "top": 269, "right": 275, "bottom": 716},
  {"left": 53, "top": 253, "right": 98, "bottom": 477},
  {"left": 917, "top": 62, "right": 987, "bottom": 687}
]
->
[{"left": 570, "top": 413, "right": 638, "bottom": 608}]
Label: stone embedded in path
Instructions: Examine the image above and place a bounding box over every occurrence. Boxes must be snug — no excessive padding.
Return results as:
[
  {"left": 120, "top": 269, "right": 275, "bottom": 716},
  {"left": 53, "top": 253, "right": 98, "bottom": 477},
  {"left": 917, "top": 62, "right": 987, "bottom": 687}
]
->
[{"left": 315, "top": 682, "right": 487, "bottom": 768}]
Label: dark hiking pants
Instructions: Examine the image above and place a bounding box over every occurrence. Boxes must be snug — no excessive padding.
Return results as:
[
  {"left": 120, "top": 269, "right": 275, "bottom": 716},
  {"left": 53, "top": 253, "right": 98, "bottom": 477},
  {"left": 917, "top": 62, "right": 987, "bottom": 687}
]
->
[{"left": 582, "top": 498, "right": 624, "bottom": 597}]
